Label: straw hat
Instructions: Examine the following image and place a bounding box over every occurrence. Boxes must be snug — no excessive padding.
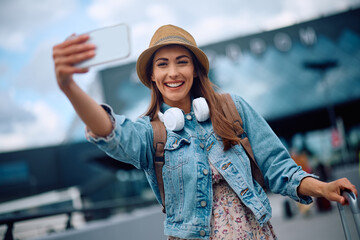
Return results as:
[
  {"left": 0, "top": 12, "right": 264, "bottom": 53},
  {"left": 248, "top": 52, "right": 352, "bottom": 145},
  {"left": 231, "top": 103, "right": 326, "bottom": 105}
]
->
[{"left": 136, "top": 24, "right": 209, "bottom": 88}]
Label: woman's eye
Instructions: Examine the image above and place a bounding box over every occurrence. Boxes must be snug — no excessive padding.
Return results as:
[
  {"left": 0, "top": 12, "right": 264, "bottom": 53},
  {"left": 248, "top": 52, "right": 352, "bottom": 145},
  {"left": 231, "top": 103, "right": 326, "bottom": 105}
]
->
[
  {"left": 157, "top": 62, "right": 167, "bottom": 67},
  {"left": 178, "top": 60, "right": 188, "bottom": 64}
]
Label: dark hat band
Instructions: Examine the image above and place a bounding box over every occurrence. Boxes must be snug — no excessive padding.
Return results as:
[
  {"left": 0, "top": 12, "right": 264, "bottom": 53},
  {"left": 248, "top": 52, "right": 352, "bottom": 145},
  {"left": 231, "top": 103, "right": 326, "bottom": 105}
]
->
[{"left": 153, "top": 35, "right": 195, "bottom": 46}]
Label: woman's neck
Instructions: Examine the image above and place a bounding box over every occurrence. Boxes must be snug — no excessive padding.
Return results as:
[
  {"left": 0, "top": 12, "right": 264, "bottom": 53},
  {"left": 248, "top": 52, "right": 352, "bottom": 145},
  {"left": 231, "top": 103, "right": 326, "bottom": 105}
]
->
[{"left": 163, "top": 96, "right": 192, "bottom": 114}]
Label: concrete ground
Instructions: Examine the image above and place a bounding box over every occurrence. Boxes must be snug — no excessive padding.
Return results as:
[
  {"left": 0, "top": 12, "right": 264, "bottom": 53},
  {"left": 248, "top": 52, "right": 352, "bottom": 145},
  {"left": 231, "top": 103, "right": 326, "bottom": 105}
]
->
[
  {"left": 269, "top": 162, "right": 360, "bottom": 240},
  {"left": 268, "top": 193, "right": 358, "bottom": 240}
]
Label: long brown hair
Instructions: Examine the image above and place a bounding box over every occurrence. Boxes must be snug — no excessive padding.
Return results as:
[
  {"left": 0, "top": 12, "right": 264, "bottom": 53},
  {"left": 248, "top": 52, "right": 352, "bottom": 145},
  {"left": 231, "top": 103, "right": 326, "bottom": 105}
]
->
[{"left": 143, "top": 46, "right": 241, "bottom": 150}]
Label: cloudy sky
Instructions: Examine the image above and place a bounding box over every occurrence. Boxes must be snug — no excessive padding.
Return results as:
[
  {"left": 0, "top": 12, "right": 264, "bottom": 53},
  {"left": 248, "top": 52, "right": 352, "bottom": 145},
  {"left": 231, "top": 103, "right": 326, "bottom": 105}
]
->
[{"left": 1, "top": 0, "right": 359, "bottom": 153}]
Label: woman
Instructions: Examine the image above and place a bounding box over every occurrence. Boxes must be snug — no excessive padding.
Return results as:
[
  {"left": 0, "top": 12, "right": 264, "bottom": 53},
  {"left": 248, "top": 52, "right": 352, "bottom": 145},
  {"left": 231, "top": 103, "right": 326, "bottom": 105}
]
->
[{"left": 53, "top": 24, "right": 357, "bottom": 239}]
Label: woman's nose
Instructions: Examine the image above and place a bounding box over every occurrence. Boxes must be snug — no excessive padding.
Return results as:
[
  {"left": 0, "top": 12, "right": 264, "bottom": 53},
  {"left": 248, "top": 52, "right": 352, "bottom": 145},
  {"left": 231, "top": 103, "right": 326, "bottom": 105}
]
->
[{"left": 168, "top": 65, "right": 179, "bottom": 78}]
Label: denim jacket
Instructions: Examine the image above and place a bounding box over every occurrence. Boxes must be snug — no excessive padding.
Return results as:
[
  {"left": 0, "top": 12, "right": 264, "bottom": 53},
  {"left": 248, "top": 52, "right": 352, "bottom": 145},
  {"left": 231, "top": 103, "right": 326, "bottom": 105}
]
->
[{"left": 87, "top": 94, "right": 315, "bottom": 239}]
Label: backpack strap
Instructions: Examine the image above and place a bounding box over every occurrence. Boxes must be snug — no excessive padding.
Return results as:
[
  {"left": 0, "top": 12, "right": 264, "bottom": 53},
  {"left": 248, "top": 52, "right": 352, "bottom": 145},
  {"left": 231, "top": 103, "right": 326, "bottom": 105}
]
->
[
  {"left": 221, "top": 93, "right": 266, "bottom": 190},
  {"left": 150, "top": 119, "right": 167, "bottom": 213}
]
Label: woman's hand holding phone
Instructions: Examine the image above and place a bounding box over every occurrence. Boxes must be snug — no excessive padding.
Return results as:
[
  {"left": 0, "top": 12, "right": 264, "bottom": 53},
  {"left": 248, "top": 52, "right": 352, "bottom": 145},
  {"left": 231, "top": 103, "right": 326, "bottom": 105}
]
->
[
  {"left": 51, "top": 24, "right": 129, "bottom": 137},
  {"left": 52, "top": 33, "right": 113, "bottom": 138},
  {"left": 52, "top": 34, "right": 96, "bottom": 91}
]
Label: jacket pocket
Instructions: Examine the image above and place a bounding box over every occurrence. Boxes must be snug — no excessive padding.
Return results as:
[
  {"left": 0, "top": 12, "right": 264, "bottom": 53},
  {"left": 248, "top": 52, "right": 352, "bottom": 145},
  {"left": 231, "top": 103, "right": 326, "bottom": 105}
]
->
[{"left": 164, "top": 132, "right": 191, "bottom": 170}]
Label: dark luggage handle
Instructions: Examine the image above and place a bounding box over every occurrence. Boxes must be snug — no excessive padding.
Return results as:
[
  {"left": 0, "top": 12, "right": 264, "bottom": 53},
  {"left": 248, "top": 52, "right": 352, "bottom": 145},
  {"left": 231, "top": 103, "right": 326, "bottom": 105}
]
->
[{"left": 337, "top": 190, "right": 360, "bottom": 240}]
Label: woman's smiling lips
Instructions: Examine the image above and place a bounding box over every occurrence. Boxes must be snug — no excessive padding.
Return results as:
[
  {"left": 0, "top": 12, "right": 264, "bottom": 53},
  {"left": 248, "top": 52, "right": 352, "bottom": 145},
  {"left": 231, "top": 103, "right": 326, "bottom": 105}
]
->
[{"left": 164, "top": 81, "right": 185, "bottom": 88}]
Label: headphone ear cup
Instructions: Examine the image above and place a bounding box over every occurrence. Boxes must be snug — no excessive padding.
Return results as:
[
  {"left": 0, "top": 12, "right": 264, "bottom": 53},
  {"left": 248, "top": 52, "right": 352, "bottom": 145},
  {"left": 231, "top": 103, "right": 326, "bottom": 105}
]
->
[
  {"left": 193, "top": 97, "right": 209, "bottom": 122},
  {"left": 163, "top": 107, "right": 185, "bottom": 131}
]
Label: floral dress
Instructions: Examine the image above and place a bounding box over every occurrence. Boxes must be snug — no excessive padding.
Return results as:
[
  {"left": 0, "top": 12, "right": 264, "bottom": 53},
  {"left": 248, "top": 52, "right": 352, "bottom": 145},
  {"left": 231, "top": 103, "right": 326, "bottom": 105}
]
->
[{"left": 168, "top": 164, "right": 277, "bottom": 240}]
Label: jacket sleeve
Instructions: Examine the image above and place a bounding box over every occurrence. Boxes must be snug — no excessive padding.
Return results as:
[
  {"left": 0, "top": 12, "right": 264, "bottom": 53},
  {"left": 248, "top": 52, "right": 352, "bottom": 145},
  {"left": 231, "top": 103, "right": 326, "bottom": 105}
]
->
[
  {"left": 86, "top": 104, "right": 155, "bottom": 170},
  {"left": 233, "top": 95, "right": 317, "bottom": 203}
]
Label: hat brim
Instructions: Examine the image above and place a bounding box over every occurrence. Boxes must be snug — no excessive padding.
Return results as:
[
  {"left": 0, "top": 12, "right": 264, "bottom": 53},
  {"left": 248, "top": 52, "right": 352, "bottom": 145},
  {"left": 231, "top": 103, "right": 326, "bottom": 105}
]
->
[{"left": 136, "top": 42, "right": 209, "bottom": 88}]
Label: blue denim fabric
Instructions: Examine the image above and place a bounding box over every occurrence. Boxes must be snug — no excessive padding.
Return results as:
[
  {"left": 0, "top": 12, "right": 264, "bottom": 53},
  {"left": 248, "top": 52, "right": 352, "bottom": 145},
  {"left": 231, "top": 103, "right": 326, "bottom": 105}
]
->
[{"left": 86, "top": 94, "right": 316, "bottom": 239}]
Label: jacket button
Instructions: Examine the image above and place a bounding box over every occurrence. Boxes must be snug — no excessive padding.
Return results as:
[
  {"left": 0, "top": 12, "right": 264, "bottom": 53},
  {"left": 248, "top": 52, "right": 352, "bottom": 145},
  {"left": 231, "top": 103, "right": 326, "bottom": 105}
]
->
[
  {"left": 222, "top": 162, "right": 231, "bottom": 170},
  {"left": 200, "top": 200, "right": 207, "bottom": 207},
  {"left": 199, "top": 143, "right": 205, "bottom": 149},
  {"left": 186, "top": 114, "right": 192, "bottom": 120},
  {"left": 203, "top": 169, "right": 209, "bottom": 175},
  {"left": 200, "top": 230, "right": 206, "bottom": 236}
]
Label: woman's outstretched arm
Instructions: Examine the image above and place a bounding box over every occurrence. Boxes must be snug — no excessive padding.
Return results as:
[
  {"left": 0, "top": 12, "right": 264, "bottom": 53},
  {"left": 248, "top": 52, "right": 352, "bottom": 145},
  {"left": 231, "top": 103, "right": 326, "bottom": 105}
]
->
[{"left": 53, "top": 34, "right": 112, "bottom": 137}]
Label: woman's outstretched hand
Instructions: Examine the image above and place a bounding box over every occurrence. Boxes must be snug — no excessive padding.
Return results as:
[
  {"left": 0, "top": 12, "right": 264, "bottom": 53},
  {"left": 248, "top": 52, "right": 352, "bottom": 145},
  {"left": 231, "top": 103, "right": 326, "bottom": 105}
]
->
[{"left": 52, "top": 34, "right": 96, "bottom": 91}]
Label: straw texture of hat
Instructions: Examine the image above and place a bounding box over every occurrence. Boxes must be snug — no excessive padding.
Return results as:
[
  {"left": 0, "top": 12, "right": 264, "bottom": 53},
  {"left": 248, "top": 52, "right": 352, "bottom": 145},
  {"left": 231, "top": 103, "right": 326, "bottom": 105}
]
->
[{"left": 136, "top": 24, "right": 209, "bottom": 88}]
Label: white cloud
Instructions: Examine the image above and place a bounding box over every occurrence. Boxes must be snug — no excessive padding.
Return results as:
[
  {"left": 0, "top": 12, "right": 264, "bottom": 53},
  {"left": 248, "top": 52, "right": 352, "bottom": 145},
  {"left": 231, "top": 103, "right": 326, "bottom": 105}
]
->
[
  {"left": 281, "top": 0, "right": 360, "bottom": 24},
  {"left": 145, "top": 4, "right": 176, "bottom": 24},
  {"left": 190, "top": 13, "right": 261, "bottom": 46},
  {"left": 0, "top": 0, "right": 78, "bottom": 51},
  {"left": 261, "top": 11, "right": 298, "bottom": 31},
  {"left": 0, "top": 61, "right": 8, "bottom": 76},
  {"left": 0, "top": 100, "right": 66, "bottom": 152},
  {"left": 14, "top": 38, "right": 58, "bottom": 92},
  {"left": 87, "top": 0, "right": 133, "bottom": 26},
  {"left": 25, "top": 101, "right": 64, "bottom": 135},
  {"left": 1, "top": 31, "right": 27, "bottom": 52},
  {"left": 0, "top": 90, "right": 36, "bottom": 134}
]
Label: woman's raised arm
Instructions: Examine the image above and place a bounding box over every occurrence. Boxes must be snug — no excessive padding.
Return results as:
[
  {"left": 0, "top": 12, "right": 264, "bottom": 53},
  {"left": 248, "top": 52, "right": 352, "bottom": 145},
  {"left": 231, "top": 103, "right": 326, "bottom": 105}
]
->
[{"left": 52, "top": 34, "right": 113, "bottom": 137}]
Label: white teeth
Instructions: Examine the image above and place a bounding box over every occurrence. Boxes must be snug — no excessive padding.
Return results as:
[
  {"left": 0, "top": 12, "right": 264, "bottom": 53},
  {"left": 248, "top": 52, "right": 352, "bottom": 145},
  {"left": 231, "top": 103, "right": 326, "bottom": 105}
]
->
[{"left": 166, "top": 82, "right": 183, "bottom": 88}]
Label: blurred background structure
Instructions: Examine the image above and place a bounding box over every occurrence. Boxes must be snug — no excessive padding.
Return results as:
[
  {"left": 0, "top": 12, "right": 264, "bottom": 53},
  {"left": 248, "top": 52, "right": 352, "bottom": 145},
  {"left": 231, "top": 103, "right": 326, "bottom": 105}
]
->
[{"left": 1, "top": 1, "right": 360, "bottom": 239}]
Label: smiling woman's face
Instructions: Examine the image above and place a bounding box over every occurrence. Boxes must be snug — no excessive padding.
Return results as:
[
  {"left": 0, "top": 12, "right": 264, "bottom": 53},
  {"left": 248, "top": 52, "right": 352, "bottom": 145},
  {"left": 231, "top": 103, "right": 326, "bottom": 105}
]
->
[{"left": 151, "top": 45, "right": 196, "bottom": 112}]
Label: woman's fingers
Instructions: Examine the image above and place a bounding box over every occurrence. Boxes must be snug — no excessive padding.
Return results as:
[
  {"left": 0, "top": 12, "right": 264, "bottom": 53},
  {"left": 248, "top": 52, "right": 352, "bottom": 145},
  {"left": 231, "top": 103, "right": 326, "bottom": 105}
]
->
[
  {"left": 54, "top": 48, "right": 95, "bottom": 66},
  {"left": 325, "top": 178, "right": 358, "bottom": 205},
  {"left": 58, "top": 34, "right": 90, "bottom": 49},
  {"left": 338, "top": 177, "right": 358, "bottom": 196},
  {"left": 53, "top": 34, "right": 95, "bottom": 90},
  {"left": 53, "top": 34, "right": 96, "bottom": 66},
  {"left": 61, "top": 42, "right": 96, "bottom": 57}
]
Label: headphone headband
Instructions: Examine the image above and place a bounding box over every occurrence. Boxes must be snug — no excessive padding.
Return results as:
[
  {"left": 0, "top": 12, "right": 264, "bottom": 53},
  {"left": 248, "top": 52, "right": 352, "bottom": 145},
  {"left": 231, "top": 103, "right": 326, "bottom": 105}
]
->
[{"left": 159, "top": 97, "right": 209, "bottom": 131}]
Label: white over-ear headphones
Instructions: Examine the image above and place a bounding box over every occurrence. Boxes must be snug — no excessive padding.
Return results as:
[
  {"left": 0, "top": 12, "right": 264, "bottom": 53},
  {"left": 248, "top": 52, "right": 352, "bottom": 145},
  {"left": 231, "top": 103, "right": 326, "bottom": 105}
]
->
[{"left": 158, "top": 97, "right": 210, "bottom": 131}]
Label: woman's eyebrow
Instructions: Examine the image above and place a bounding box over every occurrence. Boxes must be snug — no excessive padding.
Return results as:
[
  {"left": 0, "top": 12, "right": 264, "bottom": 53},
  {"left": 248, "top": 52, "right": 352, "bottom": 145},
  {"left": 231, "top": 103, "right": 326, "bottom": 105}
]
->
[
  {"left": 155, "top": 55, "right": 190, "bottom": 62},
  {"left": 176, "top": 55, "right": 190, "bottom": 60},
  {"left": 155, "top": 57, "right": 168, "bottom": 62}
]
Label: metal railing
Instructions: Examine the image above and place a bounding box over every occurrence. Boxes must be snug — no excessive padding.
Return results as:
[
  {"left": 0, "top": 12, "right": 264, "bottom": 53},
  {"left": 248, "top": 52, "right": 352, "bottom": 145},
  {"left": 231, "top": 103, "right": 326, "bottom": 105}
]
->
[
  {"left": 337, "top": 191, "right": 360, "bottom": 239},
  {"left": 0, "top": 197, "right": 157, "bottom": 240}
]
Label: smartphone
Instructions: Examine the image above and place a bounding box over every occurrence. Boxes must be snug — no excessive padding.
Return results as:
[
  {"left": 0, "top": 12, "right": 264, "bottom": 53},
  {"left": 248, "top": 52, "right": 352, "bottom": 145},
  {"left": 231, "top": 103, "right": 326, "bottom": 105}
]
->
[{"left": 74, "top": 24, "right": 130, "bottom": 68}]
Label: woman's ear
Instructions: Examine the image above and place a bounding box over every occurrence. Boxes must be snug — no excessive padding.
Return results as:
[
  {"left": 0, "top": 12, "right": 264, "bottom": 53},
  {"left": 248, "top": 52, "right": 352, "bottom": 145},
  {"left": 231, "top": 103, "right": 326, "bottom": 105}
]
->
[
  {"left": 193, "top": 70, "right": 198, "bottom": 78},
  {"left": 151, "top": 74, "right": 156, "bottom": 82}
]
